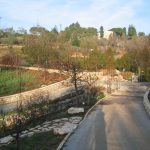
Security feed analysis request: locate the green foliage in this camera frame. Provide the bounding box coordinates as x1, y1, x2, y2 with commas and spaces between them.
86, 27, 97, 36
0, 68, 35, 96
128, 25, 137, 38
23, 33, 52, 66
104, 48, 115, 70
140, 48, 150, 81
123, 27, 127, 36
1, 131, 64, 150
0, 27, 25, 45
0, 29, 4, 38
29, 26, 48, 35
100, 26, 104, 38
87, 50, 105, 70
64, 22, 97, 46
51, 26, 58, 35
110, 27, 126, 37
97, 92, 105, 100
115, 52, 137, 72
138, 32, 145, 37
71, 34, 80, 47
116, 45, 150, 81
80, 36, 98, 50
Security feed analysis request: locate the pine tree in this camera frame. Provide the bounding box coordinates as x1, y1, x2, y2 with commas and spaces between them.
128, 25, 137, 38
100, 26, 104, 38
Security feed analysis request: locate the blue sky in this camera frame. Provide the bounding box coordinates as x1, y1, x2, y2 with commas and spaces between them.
0, 0, 150, 34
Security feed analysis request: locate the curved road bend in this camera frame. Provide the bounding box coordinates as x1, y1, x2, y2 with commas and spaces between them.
63, 82, 150, 150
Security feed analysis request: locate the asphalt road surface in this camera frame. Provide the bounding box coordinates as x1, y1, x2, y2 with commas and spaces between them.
63, 82, 150, 150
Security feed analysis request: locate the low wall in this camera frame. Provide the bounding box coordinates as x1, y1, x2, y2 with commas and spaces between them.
143, 89, 150, 116
0, 64, 60, 73
46, 92, 86, 114
0, 79, 71, 105
1, 90, 87, 128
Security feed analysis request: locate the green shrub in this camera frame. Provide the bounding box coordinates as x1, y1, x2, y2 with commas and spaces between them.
0, 68, 35, 96
97, 92, 105, 100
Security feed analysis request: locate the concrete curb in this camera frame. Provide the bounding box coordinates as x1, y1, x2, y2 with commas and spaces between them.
57, 92, 115, 150
143, 88, 150, 116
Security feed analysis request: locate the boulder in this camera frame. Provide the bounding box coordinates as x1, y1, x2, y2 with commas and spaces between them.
69, 117, 82, 124
20, 134, 27, 138
68, 107, 84, 114
41, 85, 46, 88
41, 127, 51, 132
43, 124, 49, 128
53, 122, 77, 135
35, 125, 41, 129
27, 132, 34, 137
0, 135, 14, 145
21, 130, 28, 134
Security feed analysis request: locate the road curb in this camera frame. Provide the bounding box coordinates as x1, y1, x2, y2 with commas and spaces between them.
57, 92, 115, 150
143, 88, 150, 117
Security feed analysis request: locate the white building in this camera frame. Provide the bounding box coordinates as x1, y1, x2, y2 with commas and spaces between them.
97, 30, 114, 40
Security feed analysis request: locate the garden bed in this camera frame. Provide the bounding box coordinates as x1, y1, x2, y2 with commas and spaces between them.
0, 67, 67, 97
0, 106, 92, 150
0, 94, 104, 149
1, 131, 65, 150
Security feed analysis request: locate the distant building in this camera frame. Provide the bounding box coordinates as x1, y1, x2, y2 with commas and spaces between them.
97, 30, 114, 40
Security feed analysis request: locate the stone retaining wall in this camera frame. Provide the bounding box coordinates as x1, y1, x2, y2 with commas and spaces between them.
143, 89, 150, 116
31, 91, 85, 116
0, 79, 71, 105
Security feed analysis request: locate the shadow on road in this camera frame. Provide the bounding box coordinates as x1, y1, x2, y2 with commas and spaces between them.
63, 105, 107, 150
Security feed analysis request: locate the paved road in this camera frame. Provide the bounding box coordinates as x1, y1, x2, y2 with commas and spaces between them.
63, 82, 150, 150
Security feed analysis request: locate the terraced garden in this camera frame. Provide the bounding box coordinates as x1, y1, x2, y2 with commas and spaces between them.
0, 67, 67, 97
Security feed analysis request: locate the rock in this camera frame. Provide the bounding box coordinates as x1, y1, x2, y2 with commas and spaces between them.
115, 69, 120, 75
69, 119, 81, 124
33, 129, 41, 133
52, 119, 61, 123
41, 127, 51, 132
69, 117, 82, 124
60, 118, 69, 121
21, 130, 28, 134
58, 122, 65, 126
53, 122, 77, 135
35, 125, 41, 129
43, 121, 51, 125
41, 85, 46, 88
20, 134, 27, 138
37, 127, 43, 130
0, 135, 14, 145
29, 127, 35, 132
52, 123, 59, 127
27, 132, 34, 137
68, 107, 84, 114
12, 133, 17, 137
43, 124, 49, 128
70, 117, 82, 120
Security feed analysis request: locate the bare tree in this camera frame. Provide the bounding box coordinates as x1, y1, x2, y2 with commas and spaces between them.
11, 95, 23, 149
0, 110, 6, 133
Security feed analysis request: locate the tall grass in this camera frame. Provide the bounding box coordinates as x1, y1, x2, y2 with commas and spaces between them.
0, 68, 35, 96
